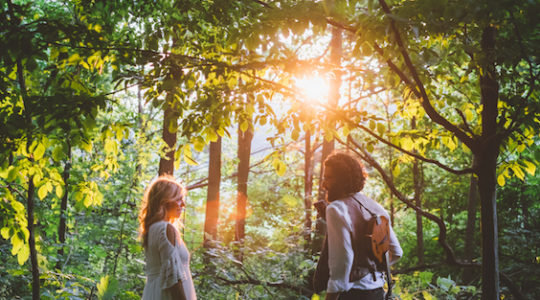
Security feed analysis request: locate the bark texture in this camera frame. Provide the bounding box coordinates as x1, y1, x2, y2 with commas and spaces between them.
204, 137, 222, 246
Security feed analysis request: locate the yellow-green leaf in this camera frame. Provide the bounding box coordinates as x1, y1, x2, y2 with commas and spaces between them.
1, 227, 10, 239
522, 160, 536, 176
83, 195, 92, 207
291, 129, 299, 141
38, 184, 48, 200
240, 120, 249, 133
17, 244, 29, 265
369, 120, 376, 130
81, 141, 93, 152
324, 131, 333, 142
205, 128, 218, 143
192, 137, 205, 152
511, 164, 525, 180
377, 123, 385, 136
34, 143, 45, 160
183, 146, 198, 166
55, 185, 64, 198
50, 47, 59, 60
11, 234, 22, 255
422, 291, 433, 300
68, 53, 81, 64
342, 125, 350, 137
497, 174, 505, 186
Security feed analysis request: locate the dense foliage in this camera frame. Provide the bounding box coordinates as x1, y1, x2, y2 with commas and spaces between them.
1, 0, 538, 299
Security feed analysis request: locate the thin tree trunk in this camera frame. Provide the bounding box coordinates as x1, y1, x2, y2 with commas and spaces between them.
204, 136, 222, 246
412, 117, 424, 264
235, 125, 253, 246
158, 98, 177, 176
26, 173, 39, 300
477, 25, 500, 300
56, 143, 71, 270
413, 158, 424, 264
303, 131, 313, 245
8, 0, 39, 295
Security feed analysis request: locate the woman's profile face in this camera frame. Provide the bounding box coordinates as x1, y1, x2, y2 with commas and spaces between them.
165, 194, 185, 220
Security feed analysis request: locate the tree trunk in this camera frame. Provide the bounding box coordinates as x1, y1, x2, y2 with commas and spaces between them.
56, 143, 71, 270
204, 136, 222, 246
413, 158, 424, 265
314, 26, 342, 253
477, 25, 500, 300
235, 125, 253, 245
303, 131, 313, 245
158, 98, 177, 176
463, 160, 479, 283
27, 174, 39, 300
412, 117, 424, 264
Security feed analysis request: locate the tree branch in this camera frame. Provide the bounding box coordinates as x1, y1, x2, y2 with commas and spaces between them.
377, 0, 476, 151
339, 118, 474, 175
337, 136, 468, 266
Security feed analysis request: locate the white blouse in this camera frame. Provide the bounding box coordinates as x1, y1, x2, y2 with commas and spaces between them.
142, 220, 196, 300
326, 193, 403, 293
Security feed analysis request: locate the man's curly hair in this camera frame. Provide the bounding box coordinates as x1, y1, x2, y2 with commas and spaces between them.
324, 151, 367, 196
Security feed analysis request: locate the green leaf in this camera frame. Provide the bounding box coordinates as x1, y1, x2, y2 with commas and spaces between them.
52, 145, 65, 162
7, 166, 18, 182
437, 276, 455, 291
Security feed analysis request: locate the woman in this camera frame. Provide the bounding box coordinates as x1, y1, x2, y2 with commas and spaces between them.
139, 175, 196, 300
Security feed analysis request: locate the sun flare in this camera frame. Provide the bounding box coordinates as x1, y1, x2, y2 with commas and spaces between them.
294, 75, 329, 103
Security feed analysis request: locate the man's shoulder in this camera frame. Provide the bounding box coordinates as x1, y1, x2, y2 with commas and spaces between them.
350, 193, 389, 217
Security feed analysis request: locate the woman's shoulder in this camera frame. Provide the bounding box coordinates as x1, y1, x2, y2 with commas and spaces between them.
148, 220, 168, 233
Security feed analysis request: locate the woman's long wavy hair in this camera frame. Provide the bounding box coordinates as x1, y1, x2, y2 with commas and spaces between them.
138, 175, 186, 248
324, 151, 367, 201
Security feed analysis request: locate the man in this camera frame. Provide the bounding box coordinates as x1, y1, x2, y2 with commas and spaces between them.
314, 152, 402, 300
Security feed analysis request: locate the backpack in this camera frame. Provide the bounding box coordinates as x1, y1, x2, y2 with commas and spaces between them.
352, 195, 393, 299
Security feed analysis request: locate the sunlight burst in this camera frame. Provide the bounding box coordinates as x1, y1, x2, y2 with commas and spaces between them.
294, 75, 329, 104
